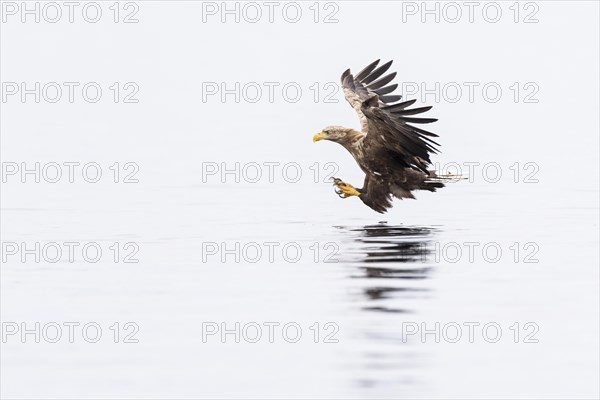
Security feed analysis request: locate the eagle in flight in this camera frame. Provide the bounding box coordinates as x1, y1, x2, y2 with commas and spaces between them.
313, 59, 451, 213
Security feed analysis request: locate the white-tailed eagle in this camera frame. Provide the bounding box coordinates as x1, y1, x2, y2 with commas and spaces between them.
313, 59, 451, 213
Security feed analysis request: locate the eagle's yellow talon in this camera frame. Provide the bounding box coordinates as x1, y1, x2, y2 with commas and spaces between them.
333, 179, 361, 198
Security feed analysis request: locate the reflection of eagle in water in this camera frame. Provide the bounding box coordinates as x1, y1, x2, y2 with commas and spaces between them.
313, 59, 452, 213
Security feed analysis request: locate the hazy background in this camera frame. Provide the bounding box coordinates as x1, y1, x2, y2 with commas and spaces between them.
1, 1, 599, 398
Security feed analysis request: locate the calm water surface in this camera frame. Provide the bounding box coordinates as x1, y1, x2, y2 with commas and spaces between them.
1, 180, 598, 399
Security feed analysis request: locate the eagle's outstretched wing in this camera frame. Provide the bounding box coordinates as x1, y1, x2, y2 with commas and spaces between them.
341, 59, 440, 174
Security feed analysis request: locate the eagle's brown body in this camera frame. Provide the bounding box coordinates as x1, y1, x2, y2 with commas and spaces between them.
314, 59, 449, 213
332, 127, 444, 212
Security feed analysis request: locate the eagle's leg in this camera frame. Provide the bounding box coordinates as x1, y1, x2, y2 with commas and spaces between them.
332, 178, 361, 198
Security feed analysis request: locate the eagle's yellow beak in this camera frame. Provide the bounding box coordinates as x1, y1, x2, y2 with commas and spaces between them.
313, 132, 326, 142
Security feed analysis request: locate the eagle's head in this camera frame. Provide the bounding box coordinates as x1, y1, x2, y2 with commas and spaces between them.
313, 126, 357, 144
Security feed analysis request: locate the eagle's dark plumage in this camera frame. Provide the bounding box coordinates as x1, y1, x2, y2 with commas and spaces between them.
314, 59, 452, 213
